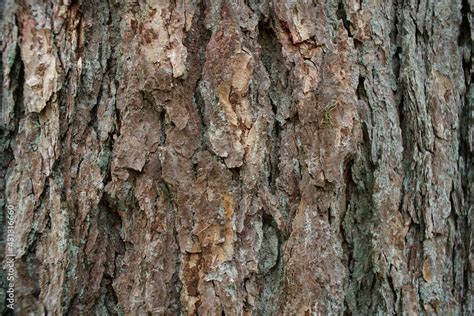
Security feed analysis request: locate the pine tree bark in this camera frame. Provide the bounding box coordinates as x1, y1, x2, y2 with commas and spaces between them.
1, 0, 472, 315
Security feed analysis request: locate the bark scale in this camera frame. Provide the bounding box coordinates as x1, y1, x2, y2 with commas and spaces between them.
0, 0, 472, 315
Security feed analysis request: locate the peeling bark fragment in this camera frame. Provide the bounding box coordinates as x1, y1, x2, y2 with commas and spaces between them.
1, 0, 471, 315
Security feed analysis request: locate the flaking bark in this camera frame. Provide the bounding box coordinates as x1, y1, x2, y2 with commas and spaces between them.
1, 0, 472, 314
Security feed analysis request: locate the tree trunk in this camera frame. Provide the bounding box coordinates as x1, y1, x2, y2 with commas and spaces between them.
1, 0, 472, 314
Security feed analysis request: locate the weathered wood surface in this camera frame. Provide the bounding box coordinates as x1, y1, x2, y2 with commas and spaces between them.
1, 0, 472, 314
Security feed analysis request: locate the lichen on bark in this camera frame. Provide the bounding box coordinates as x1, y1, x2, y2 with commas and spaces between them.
1, 0, 472, 315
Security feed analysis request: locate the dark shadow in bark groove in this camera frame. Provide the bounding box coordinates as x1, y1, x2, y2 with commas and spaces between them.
0, 40, 24, 315
185, 0, 212, 154
254, 15, 291, 315
92, 195, 125, 315
342, 75, 379, 312
257, 15, 287, 199
457, 0, 472, 312
256, 212, 284, 316
336, 0, 352, 37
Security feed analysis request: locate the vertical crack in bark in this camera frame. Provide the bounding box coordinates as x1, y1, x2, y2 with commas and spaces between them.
255, 15, 288, 314
336, 0, 352, 38
0, 40, 23, 311
341, 156, 355, 279
342, 121, 377, 313
256, 212, 284, 315
356, 76, 367, 101
187, 0, 211, 155
257, 14, 286, 199
341, 10, 379, 316
457, 0, 472, 312
2, 0, 471, 314
268, 98, 281, 195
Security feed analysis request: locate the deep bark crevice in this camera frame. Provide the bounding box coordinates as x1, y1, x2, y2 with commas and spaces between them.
1, 0, 471, 314
336, 0, 352, 37
458, 0, 472, 313
257, 17, 286, 195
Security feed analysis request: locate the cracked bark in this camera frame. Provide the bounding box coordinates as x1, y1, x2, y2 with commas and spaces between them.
0, 0, 472, 315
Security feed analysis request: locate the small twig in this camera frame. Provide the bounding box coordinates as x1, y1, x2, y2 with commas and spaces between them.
197, 222, 212, 234
322, 100, 339, 126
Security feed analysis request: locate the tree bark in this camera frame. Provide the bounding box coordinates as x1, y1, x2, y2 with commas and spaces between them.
1, 0, 472, 315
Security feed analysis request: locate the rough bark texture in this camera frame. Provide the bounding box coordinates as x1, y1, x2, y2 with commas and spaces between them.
1, 0, 472, 315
